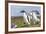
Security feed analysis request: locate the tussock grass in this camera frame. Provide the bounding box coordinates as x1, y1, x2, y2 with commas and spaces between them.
11, 16, 40, 28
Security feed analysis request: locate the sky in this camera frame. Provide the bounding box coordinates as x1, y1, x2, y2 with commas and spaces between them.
11, 5, 41, 16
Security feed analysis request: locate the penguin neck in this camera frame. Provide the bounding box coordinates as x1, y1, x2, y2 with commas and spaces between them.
24, 12, 26, 14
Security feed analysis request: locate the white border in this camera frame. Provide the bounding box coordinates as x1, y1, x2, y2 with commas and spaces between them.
8, 3, 43, 32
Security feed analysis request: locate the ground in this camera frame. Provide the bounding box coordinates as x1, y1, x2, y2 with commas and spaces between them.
11, 16, 41, 28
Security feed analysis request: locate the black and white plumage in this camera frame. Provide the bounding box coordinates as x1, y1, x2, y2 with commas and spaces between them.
30, 10, 40, 24
20, 10, 40, 24
20, 10, 32, 24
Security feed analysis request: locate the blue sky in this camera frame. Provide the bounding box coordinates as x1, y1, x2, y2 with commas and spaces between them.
11, 5, 41, 16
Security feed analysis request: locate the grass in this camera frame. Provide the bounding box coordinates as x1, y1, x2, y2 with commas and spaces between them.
11, 16, 41, 28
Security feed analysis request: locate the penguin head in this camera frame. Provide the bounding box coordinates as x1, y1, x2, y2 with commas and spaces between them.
20, 10, 26, 13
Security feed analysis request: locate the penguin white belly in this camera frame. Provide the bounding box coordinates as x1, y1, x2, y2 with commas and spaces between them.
33, 13, 38, 21
23, 13, 30, 24
23, 13, 28, 22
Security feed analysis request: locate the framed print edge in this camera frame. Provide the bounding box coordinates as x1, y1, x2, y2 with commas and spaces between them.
5, 0, 8, 34
5, 0, 45, 34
